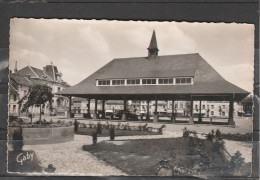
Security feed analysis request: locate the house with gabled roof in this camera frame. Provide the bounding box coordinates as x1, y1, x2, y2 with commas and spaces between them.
59, 31, 249, 124
9, 62, 70, 117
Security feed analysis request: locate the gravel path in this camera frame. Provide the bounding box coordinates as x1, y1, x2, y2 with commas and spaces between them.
23, 135, 127, 176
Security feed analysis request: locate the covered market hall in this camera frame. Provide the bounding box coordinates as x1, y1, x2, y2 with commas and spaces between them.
58, 31, 249, 125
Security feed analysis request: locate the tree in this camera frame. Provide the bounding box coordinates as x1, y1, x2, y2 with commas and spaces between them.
18, 84, 54, 124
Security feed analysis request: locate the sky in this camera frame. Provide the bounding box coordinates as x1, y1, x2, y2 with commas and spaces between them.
9, 18, 254, 93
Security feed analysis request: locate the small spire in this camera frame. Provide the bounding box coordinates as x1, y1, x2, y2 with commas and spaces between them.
147, 30, 159, 58
14, 61, 18, 73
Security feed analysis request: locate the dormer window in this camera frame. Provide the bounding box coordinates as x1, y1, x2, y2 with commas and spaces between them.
112, 79, 124, 86
98, 80, 110, 86
175, 77, 192, 85
142, 78, 156, 85
96, 77, 193, 86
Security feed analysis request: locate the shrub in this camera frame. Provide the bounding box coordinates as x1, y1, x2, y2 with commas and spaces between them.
18, 118, 24, 124
82, 123, 87, 128
143, 123, 148, 132
138, 124, 142, 131
216, 129, 222, 140
182, 127, 197, 138
97, 122, 102, 134
105, 121, 110, 129
12, 127, 23, 151
158, 125, 166, 134
117, 122, 121, 129
109, 127, 115, 140
74, 120, 79, 132
226, 151, 251, 176
44, 164, 56, 173
92, 131, 97, 145
126, 123, 130, 130
206, 129, 215, 141
9, 115, 18, 122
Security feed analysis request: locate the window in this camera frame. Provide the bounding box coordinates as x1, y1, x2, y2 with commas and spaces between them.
142, 78, 156, 85
222, 112, 225, 116
58, 87, 61, 92
13, 95, 17, 101
127, 79, 140, 85
195, 105, 198, 110
180, 103, 183, 108
98, 80, 111, 86
158, 78, 173, 84
112, 79, 125, 86
222, 105, 225, 109
202, 105, 205, 109
175, 77, 192, 85
13, 105, 16, 113
211, 105, 214, 109
211, 111, 214, 115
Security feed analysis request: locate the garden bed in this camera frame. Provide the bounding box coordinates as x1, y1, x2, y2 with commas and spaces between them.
82, 137, 251, 177
76, 127, 160, 137
9, 126, 74, 145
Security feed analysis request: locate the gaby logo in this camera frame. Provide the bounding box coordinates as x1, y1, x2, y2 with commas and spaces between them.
16, 152, 34, 165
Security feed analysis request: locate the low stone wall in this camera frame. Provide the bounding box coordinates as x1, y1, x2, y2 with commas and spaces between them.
9, 126, 74, 145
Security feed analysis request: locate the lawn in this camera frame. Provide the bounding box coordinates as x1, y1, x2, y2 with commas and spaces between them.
82, 137, 251, 177
75, 127, 160, 137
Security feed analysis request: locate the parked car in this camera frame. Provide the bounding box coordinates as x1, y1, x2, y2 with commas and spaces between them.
105, 110, 114, 119
115, 110, 138, 120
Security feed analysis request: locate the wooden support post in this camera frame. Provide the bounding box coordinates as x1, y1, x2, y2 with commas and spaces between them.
93, 99, 98, 119
228, 95, 235, 125
146, 100, 150, 121
171, 100, 175, 123
198, 100, 202, 123
101, 100, 105, 119
189, 97, 194, 124
121, 99, 127, 120
67, 96, 73, 118
153, 98, 158, 123
87, 99, 91, 118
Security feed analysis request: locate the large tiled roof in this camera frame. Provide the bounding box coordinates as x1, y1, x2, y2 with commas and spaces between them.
16, 66, 52, 81
14, 65, 69, 87
59, 53, 249, 100
10, 74, 32, 86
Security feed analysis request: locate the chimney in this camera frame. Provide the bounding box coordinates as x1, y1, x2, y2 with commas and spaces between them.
14, 61, 18, 73
43, 66, 46, 72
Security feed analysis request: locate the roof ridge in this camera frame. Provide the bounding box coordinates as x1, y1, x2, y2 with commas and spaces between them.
113, 53, 200, 60
10, 83, 18, 91
28, 65, 39, 78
